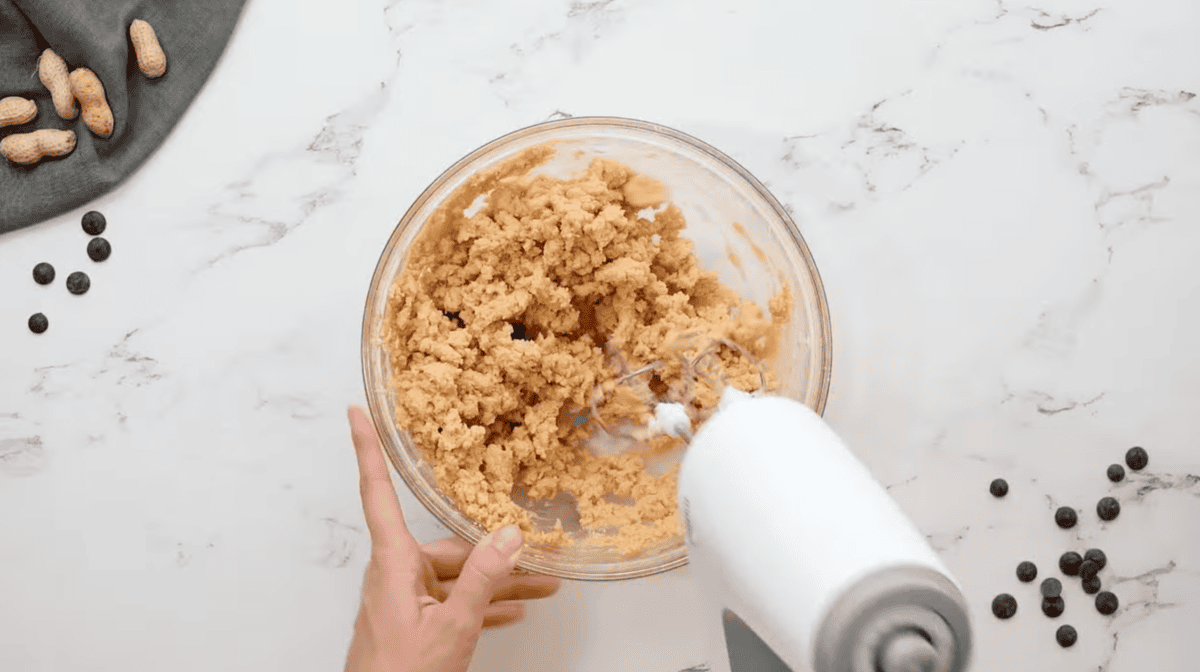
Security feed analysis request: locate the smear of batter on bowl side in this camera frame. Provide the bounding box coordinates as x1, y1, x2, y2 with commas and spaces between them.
733, 221, 769, 264
381, 145, 791, 556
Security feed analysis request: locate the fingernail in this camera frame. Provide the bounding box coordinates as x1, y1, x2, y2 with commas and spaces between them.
492, 525, 523, 562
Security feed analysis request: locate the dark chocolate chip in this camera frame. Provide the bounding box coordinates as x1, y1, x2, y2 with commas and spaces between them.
1097, 497, 1120, 521
82, 210, 106, 235
1095, 591, 1119, 615
990, 478, 1009, 498
1107, 464, 1125, 482
87, 237, 111, 262
66, 271, 90, 295
1056, 625, 1077, 647
1059, 551, 1083, 576
1041, 577, 1062, 598
992, 593, 1018, 619
1016, 561, 1038, 583
1084, 548, 1107, 571
28, 313, 48, 333
33, 262, 55, 285
1082, 575, 1102, 595
1055, 506, 1078, 529
1125, 446, 1148, 471
1042, 596, 1065, 618
1079, 559, 1099, 581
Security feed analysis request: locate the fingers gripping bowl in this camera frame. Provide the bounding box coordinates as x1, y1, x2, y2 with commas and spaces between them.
362, 118, 832, 581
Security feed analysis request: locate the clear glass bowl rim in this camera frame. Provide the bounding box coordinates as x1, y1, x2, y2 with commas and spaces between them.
360, 115, 833, 581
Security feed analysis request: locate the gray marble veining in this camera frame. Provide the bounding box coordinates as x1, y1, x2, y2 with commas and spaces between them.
2, 0, 1198, 670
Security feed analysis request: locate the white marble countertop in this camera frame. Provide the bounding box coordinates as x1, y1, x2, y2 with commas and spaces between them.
2, 0, 1198, 670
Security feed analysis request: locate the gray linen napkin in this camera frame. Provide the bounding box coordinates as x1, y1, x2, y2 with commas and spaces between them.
0, 0, 247, 233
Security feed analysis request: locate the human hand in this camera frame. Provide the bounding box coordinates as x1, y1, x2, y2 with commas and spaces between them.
345, 407, 561, 672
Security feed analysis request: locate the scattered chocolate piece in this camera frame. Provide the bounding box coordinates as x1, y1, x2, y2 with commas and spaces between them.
1055, 506, 1078, 529
1041, 578, 1062, 598
28, 312, 48, 333
1084, 548, 1107, 571
1082, 575, 1102, 595
87, 237, 111, 262
33, 262, 55, 285
1016, 561, 1038, 583
1042, 596, 1065, 618
66, 271, 90, 295
1059, 551, 1083, 576
82, 210, 106, 235
1079, 559, 1099, 581
1095, 591, 1119, 615
1125, 446, 1148, 471
1107, 464, 1125, 482
1097, 497, 1120, 521
992, 593, 1018, 619
990, 478, 1009, 498
1056, 624, 1077, 647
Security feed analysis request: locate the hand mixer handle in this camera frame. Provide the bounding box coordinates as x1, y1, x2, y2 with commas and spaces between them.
678, 392, 973, 672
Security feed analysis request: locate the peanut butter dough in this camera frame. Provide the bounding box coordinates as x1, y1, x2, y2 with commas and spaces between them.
382, 146, 790, 556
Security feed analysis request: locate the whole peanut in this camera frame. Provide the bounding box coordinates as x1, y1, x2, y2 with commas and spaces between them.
129, 19, 167, 78
68, 68, 113, 137
0, 97, 37, 128
38, 49, 77, 119
1, 129, 76, 165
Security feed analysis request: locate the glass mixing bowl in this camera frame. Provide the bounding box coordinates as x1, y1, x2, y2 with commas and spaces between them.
361, 117, 832, 581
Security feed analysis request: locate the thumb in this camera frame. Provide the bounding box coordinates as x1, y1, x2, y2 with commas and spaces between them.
443, 525, 524, 618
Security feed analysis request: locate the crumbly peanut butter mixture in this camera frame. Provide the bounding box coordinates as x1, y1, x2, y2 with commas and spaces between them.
381, 145, 790, 556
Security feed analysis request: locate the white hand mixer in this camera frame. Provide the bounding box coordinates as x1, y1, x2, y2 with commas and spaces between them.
591, 339, 974, 672
676, 390, 973, 672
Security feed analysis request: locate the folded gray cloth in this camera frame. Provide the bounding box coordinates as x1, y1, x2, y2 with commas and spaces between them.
0, 0, 246, 233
